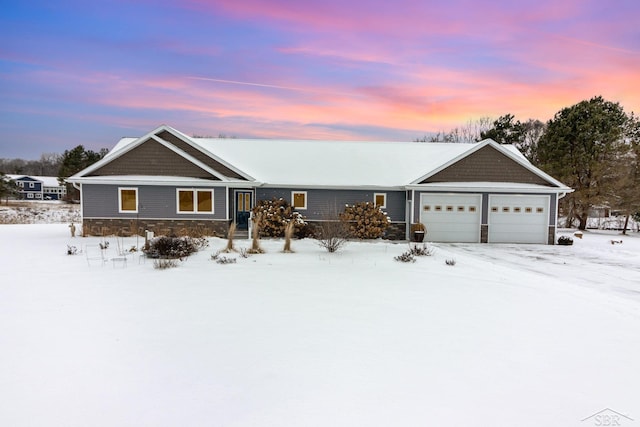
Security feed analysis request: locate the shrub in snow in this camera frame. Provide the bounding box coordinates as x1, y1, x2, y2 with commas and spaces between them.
153, 258, 179, 269
317, 220, 349, 253
251, 198, 311, 238
557, 236, 574, 246
445, 259, 456, 266
409, 243, 434, 257
212, 250, 238, 264
216, 256, 237, 264
339, 202, 389, 239
145, 236, 205, 259
66, 245, 78, 255
394, 251, 416, 263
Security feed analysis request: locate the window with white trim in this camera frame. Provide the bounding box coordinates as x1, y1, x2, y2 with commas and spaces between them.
177, 189, 214, 213
118, 187, 138, 213
374, 193, 387, 208
292, 191, 307, 209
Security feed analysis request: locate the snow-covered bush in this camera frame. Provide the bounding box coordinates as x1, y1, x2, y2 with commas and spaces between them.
339, 202, 389, 239
212, 250, 239, 264
252, 198, 311, 238
145, 236, 207, 259
557, 236, 574, 246
445, 259, 457, 266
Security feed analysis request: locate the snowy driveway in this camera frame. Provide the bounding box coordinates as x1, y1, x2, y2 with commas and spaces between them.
442, 230, 640, 301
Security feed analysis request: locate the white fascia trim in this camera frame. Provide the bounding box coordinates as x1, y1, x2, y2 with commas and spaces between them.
258, 183, 403, 191
66, 175, 259, 187
66, 176, 254, 187
405, 183, 573, 194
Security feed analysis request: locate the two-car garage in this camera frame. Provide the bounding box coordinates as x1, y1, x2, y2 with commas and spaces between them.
419, 193, 551, 244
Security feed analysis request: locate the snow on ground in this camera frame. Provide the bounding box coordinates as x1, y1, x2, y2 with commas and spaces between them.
1, 224, 639, 427
0, 201, 80, 224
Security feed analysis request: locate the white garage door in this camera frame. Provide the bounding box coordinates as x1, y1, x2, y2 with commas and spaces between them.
420, 194, 481, 242
488, 195, 549, 244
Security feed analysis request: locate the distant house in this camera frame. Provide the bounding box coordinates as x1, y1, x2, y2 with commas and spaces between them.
67, 125, 572, 244
8, 175, 67, 200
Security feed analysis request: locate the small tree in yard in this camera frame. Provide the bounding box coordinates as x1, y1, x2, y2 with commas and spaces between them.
317, 220, 350, 253
339, 202, 390, 239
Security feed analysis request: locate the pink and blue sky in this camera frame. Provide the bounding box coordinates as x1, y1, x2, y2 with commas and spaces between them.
1, 0, 639, 159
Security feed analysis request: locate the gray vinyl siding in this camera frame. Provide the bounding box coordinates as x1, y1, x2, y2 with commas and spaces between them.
82, 184, 226, 220
256, 188, 405, 221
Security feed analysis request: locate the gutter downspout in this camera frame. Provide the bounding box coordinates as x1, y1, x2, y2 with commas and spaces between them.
405, 189, 412, 241
71, 181, 83, 235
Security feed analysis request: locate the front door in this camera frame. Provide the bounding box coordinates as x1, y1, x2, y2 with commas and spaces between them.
235, 191, 253, 230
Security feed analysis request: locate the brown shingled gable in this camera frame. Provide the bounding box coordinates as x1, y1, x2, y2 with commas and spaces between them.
420, 145, 553, 186
88, 137, 220, 180
155, 130, 247, 180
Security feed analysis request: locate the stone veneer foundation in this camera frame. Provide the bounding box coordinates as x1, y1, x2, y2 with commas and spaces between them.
81, 218, 230, 238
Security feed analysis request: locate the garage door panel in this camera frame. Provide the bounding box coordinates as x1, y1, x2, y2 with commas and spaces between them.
488, 195, 549, 244
420, 194, 481, 243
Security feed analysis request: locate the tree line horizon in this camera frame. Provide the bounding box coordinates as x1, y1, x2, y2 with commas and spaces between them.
1, 95, 639, 231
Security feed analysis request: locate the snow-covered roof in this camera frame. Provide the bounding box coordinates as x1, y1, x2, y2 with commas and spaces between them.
80, 125, 570, 191
7, 175, 62, 187
192, 138, 477, 188
103, 137, 138, 159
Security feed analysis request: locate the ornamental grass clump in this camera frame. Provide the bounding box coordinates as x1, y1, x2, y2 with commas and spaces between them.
247, 212, 265, 254
339, 201, 389, 239
283, 220, 295, 253
409, 243, 434, 257
394, 251, 416, 263
223, 222, 237, 253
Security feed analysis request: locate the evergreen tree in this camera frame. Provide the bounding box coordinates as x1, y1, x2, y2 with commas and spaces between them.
608, 114, 640, 234
57, 145, 107, 201
0, 173, 17, 204
536, 96, 629, 230
480, 114, 525, 144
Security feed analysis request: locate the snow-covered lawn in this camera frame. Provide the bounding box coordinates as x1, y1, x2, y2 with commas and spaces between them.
1, 225, 639, 427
